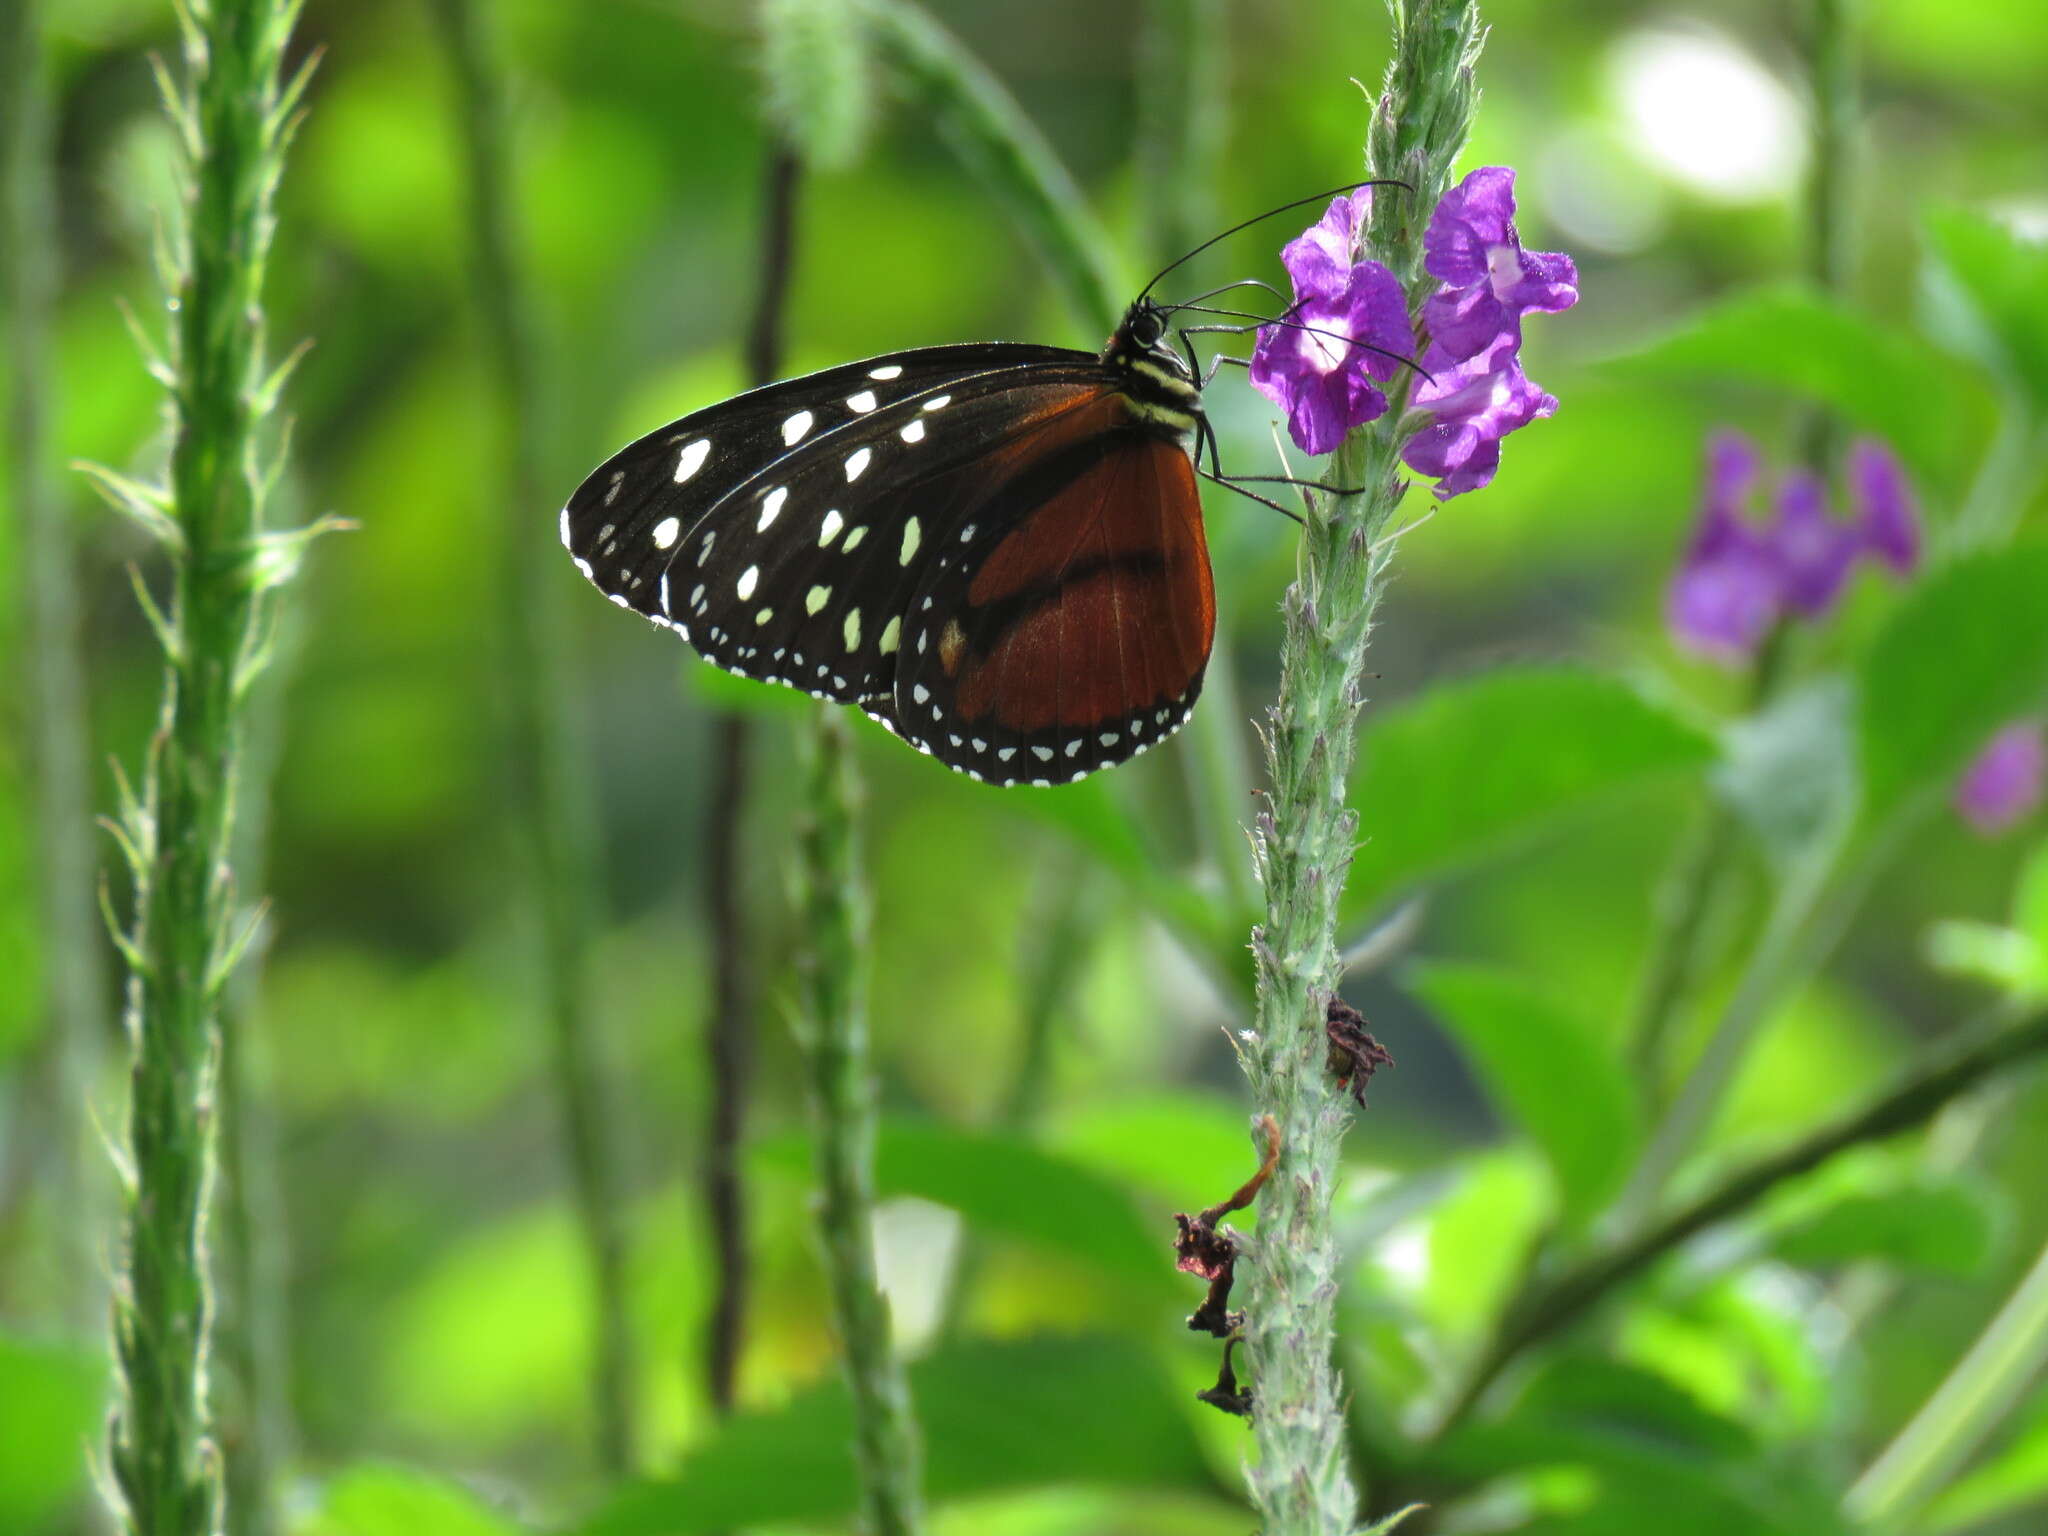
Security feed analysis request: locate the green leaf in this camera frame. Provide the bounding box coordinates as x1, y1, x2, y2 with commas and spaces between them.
1408, 965, 1640, 1230
571, 1335, 1216, 1535
755, 1119, 1178, 1303
1856, 545, 2048, 828
1925, 207, 2048, 411
0, 1333, 101, 1534
1343, 668, 1715, 919
1716, 678, 1857, 868
1771, 1179, 2003, 1278
1608, 284, 1987, 488
300, 1464, 526, 1536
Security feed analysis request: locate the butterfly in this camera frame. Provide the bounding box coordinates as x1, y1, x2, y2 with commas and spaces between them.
559, 186, 1395, 786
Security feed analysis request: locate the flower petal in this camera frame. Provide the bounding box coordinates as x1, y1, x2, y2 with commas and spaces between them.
1848, 437, 1921, 577
1955, 720, 2047, 836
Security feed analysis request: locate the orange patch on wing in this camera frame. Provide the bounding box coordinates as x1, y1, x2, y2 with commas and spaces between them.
956, 436, 1213, 733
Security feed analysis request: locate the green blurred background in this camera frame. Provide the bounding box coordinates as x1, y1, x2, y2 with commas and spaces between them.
3, 0, 2046, 1533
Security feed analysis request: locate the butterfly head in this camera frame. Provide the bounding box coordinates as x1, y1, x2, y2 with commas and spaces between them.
1106, 297, 1201, 432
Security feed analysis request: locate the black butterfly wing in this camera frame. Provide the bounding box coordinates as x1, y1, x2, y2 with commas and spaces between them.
890, 400, 1216, 784
563, 345, 1107, 706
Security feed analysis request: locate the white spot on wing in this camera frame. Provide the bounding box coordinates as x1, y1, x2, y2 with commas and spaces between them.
781, 410, 814, 445
843, 609, 861, 650
758, 486, 788, 530
846, 390, 878, 413
1033, 745, 1054, 762
900, 518, 922, 565
674, 438, 711, 483
869, 365, 903, 380
878, 617, 901, 654
559, 508, 573, 546
820, 509, 844, 546
653, 516, 681, 549
806, 584, 831, 615
922, 394, 951, 412
913, 684, 930, 704
843, 526, 867, 552
845, 447, 872, 482
899, 419, 927, 444
737, 565, 759, 600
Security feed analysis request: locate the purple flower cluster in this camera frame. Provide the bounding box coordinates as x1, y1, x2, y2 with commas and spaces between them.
1249, 168, 1577, 499
1666, 433, 1921, 663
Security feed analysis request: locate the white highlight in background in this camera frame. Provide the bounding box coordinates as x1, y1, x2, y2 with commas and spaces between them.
1608, 25, 1805, 202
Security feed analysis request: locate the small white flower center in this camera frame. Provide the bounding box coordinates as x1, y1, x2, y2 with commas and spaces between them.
1486, 241, 1521, 301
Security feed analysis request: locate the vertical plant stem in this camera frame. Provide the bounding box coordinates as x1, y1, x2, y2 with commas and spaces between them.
1240, 5, 1479, 1531
795, 711, 924, 1536
1798, 0, 1858, 469
1626, 627, 1787, 1105
1846, 1233, 2048, 1526
700, 146, 801, 1417
4, 0, 107, 1329
105, 2, 310, 1532
1137, 0, 1226, 269
427, 0, 635, 1474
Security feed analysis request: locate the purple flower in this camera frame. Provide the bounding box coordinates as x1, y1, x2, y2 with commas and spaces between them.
1849, 437, 1921, 576
1250, 193, 1412, 456
1422, 167, 1579, 363
1667, 431, 1924, 665
1668, 433, 1784, 660
1772, 469, 1863, 617
1398, 335, 1557, 500
1955, 721, 2046, 836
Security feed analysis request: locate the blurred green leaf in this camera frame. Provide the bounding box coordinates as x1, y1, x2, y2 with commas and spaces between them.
1922, 1382, 2048, 1535
1925, 207, 2048, 411
297, 1464, 526, 1536
757, 1119, 1178, 1302
0, 1333, 100, 1534
1716, 678, 1856, 868
1771, 1179, 2003, 1278
1343, 668, 1715, 919
1610, 284, 1987, 488
1856, 546, 2048, 829
572, 1335, 1217, 1534
1408, 964, 1640, 1230
1435, 1356, 1848, 1536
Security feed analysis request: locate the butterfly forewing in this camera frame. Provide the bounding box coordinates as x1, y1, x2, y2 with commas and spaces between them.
563, 346, 1102, 704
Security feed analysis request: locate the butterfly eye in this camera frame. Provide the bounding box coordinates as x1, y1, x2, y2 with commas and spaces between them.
1129, 309, 1165, 348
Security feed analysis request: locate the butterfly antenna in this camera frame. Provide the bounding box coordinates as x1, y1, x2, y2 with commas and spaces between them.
1175, 304, 1436, 387
1136, 179, 1414, 302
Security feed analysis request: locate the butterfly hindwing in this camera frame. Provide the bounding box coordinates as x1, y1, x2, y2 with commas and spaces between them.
890, 401, 1215, 783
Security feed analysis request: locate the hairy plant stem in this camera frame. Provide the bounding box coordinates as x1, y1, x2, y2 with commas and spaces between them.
105, 3, 309, 1532
1431, 1001, 2048, 1440
1239, 5, 1480, 1531
795, 712, 923, 1536
1847, 1226, 2048, 1527
700, 145, 801, 1417
427, 0, 634, 1473
4, 0, 107, 1328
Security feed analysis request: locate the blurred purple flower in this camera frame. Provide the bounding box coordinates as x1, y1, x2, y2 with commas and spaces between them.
1398, 335, 1558, 500
1422, 167, 1579, 363
1954, 720, 2046, 836
1668, 430, 1925, 665
1250, 192, 1411, 456
1773, 469, 1863, 617
1667, 433, 1784, 660
1849, 437, 1922, 576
